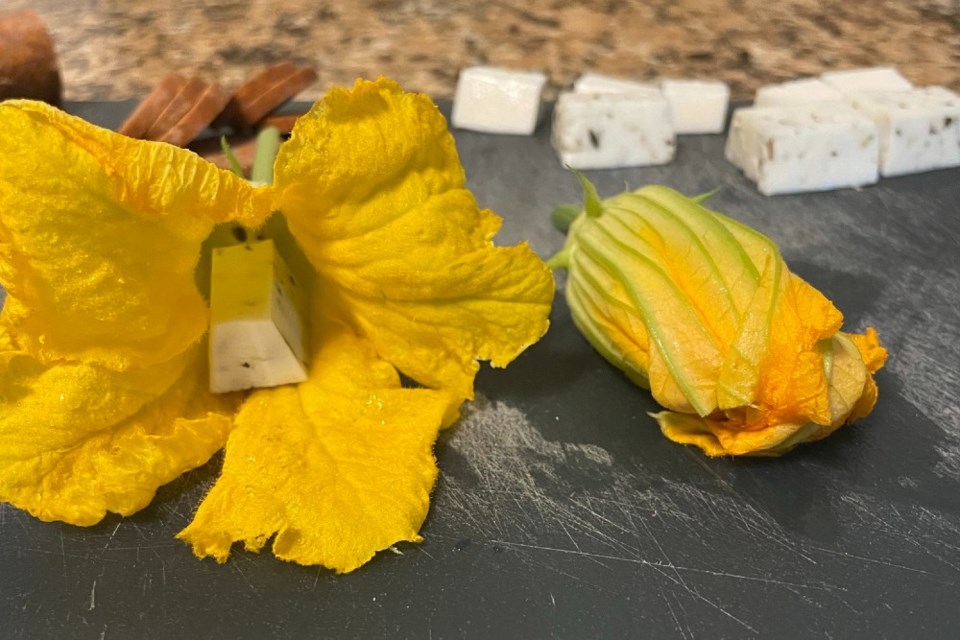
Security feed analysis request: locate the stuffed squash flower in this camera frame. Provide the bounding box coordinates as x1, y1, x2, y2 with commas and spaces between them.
0, 78, 554, 572
550, 178, 886, 457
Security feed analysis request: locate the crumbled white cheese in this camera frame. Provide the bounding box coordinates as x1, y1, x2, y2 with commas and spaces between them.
821, 66, 913, 93
209, 239, 308, 393
572, 72, 660, 97
725, 103, 879, 195
660, 79, 730, 133
847, 86, 960, 176
451, 66, 547, 135
754, 78, 844, 107
551, 91, 675, 169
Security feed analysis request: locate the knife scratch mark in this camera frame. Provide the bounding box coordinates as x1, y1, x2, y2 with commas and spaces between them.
103, 521, 121, 551
660, 586, 689, 640
59, 526, 68, 580
491, 539, 843, 592
231, 558, 259, 593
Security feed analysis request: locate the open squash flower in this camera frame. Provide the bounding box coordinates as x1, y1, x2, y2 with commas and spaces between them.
550, 178, 886, 457
0, 78, 554, 572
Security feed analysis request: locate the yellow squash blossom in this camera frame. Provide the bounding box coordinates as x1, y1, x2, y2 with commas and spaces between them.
550, 178, 886, 457
0, 78, 554, 572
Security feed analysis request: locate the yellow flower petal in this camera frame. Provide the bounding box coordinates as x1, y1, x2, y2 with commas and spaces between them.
0, 332, 237, 525
271, 78, 554, 401
0, 100, 269, 369
179, 321, 454, 572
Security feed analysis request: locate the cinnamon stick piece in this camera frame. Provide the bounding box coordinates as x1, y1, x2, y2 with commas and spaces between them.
142, 76, 209, 140
0, 10, 62, 105
222, 63, 318, 129
118, 73, 188, 138
157, 81, 232, 146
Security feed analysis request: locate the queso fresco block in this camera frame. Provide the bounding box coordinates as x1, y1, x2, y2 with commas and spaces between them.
573, 73, 730, 134
754, 78, 844, 107
847, 87, 960, 176
821, 66, 913, 93
451, 66, 547, 135
551, 91, 675, 169
725, 103, 879, 195
659, 79, 730, 134
573, 72, 659, 96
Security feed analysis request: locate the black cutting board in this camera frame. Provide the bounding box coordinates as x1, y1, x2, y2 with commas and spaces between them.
2, 101, 959, 639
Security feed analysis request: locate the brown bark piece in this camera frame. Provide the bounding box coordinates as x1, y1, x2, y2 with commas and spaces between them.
0, 10, 62, 105
156, 81, 232, 146
118, 73, 188, 138
143, 76, 209, 140
225, 63, 318, 129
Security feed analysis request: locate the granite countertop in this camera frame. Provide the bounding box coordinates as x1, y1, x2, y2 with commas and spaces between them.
5, 0, 960, 101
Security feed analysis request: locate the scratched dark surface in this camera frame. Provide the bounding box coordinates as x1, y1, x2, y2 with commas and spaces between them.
2, 101, 959, 639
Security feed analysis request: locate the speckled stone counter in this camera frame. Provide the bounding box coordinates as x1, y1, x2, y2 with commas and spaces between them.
5, 0, 960, 100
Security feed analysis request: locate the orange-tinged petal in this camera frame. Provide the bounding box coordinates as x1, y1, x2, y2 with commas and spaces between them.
846, 327, 887, 421
179, 321, 455, 572
0, 335, 237, 525
848, 327, 888, 374
271, 78, 553, 401
0, 100, 270, 369
656, 410, 822, 457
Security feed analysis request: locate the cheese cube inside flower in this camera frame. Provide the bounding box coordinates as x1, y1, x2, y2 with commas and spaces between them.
451, 66, 546, 135
209, 239, 308, 392
847, 87, 960, 177
552, 91, 675, 169
725, 102, 879, 195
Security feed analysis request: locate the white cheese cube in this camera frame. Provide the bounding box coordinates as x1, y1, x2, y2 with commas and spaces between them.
551, 91, 675, 169
821, 66, 913, 93
754, 78, 844, 107
209, 239, 309, 393
724, 103, 879, 195
451, 66, 546, 135
847, 87, 960, 176
660, 79, 730, 133
573, 72, 660, 97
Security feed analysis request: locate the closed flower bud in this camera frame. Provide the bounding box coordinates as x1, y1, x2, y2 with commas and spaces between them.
549, 176, 886, 456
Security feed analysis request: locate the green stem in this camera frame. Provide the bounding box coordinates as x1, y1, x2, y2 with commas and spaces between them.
691, 187, 720, 204
220, 136, 245, 178
574, 170, 603, 218
550, 203, 580, 233
251, 126, 282, 186
546, 247, 571, 270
